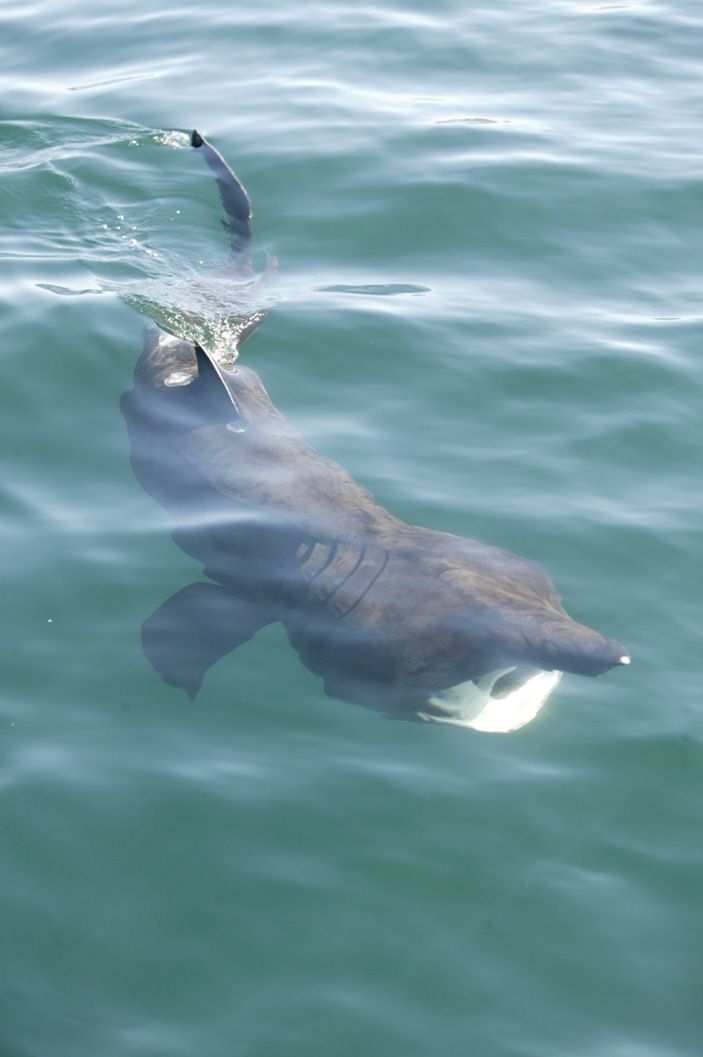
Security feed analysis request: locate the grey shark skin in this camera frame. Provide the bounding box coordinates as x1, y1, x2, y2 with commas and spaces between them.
121, 131, 629, 719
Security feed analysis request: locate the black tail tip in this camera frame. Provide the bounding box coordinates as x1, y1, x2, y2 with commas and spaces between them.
191, 129, 204, 148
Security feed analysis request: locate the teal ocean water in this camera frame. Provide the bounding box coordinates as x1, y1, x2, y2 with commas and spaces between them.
2, 2, 702, 1054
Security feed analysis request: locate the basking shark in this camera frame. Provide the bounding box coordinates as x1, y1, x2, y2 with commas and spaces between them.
121, 131, 629, 732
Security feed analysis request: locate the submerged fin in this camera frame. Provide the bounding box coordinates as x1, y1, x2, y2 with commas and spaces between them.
191, 129, 253, 265
142, 582, 276, 699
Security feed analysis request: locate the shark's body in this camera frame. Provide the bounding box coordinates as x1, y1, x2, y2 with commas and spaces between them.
121, 132, 628, 730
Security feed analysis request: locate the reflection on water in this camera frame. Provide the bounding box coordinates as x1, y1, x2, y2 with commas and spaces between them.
317, 283, 431, 296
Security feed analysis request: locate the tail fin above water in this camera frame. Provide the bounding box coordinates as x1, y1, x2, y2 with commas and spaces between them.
191, 129, 253, 266
190, 130, 278, 357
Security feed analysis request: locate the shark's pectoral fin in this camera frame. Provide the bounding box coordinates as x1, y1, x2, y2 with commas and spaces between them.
142, 582, 277, 699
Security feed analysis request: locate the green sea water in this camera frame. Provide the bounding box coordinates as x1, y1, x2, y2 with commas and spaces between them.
1, 2, 702, 1055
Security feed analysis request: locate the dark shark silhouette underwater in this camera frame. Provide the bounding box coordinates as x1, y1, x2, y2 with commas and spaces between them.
121, 130, 629, 733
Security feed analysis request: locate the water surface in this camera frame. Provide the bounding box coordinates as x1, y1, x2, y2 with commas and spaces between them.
1, 2, 701, 1055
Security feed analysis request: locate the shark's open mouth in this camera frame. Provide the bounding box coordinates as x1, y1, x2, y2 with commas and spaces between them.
417, 666, 563, 733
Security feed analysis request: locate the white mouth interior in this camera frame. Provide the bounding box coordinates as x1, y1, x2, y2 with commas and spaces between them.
417, 667, 562, 734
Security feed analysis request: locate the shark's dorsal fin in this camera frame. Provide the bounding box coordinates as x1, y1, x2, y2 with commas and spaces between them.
193, 344, 242, 420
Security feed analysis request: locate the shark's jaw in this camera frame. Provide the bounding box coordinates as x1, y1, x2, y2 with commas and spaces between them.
417, 667, 563, 733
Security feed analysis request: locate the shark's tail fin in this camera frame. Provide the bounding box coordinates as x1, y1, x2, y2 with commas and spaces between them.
190, 130, 278, 358
191, 129, 253, 267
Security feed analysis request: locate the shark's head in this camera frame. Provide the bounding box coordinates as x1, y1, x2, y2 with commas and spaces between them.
532, 618, 630, 677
